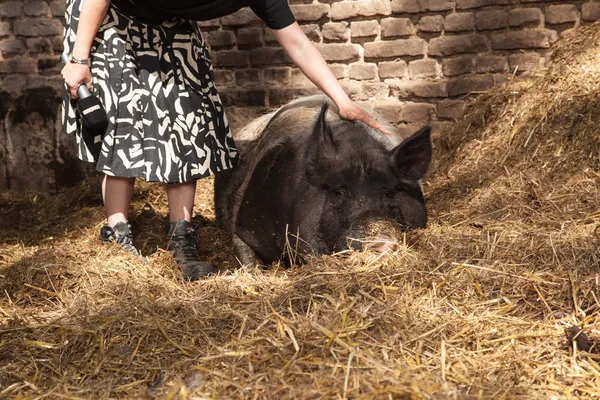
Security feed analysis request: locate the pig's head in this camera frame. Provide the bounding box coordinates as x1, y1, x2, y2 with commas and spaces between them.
300, 104, 431, 253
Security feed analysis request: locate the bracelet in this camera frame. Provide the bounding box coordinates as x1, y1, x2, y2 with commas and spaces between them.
69, 54, 90, 65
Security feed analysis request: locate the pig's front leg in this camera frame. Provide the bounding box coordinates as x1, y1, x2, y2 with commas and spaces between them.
232, 234, 266, 268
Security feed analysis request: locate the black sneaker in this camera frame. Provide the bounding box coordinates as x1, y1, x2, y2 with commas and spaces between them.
100, 221, 145, 260
167, 219, 215, 281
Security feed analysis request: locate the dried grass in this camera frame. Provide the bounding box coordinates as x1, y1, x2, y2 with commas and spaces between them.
3, 23, 600, 399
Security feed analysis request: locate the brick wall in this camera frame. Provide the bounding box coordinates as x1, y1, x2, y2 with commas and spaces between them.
1, 0, 600, 193
205, 0, 600, 136
0, 0, 71, 194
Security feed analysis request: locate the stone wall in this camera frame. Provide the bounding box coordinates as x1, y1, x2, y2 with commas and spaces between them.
206, 0, 600, 138
0, 0, 74, 194
1, 0, 600, 193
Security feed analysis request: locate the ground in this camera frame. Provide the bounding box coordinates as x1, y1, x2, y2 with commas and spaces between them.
2, 23, 600, 400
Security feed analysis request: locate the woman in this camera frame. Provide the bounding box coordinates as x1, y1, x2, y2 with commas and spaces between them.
61, 0, 386, 281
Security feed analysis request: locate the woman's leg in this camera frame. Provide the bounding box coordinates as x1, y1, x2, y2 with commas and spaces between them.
102, 175, 136, 226
166, 181, 196, 222
165, 180, 215, 280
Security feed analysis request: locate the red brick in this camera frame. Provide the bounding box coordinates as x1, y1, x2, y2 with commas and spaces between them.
545, 5, 579, 25
348, 63, 377, 80
475, 10, 508, 30
475, 55, 508, 73
418, 15, 444, 33
323, 22, 349, 41
50, 36, 62, 52
14, 19, 62, 37
492, 74, 510, 84
373, 98, 403, 124
392, 0, 454, 13
220, 89, 266, 107
1, 39, 25, 56
582, 3, 600, 21
350, 21, 379, 37
0, 21, 10, 38
291, 68, 315, 87
390, 80, 448, 98
509, 8, 542, 27
341, 81, 388, 100
447, 75, 494, 96
301, 25, 322, 42
24, 0, 50, 16
269, 88, 320, 105
206, 31, 236, 48
456, 0, 515, 9
408, 59, 438, 79
0, 57, 37, 73
429, 34, 488, 56
393, 123, 428, 138
364, 38, 427, 58
238, 28, 263, 47
402, 102, 435, 123
220, 8, 260, 26
250, 47, 289, 66
378, 61, 407, 79
0, 1, 22, 18
37, 57, 59, 72
436, 99, 465, 119
213, 50, 250, 68
2, 74, 26, 95
332, 0, 391, 20
213, 70, 235, 87
508, 52, 542, 72
442, 56, 473, 76
26, 38, 52, 54
444, 13, 475, 32
290, 4, 330, 21
264, 29, 277, 43
491, 29, 557, 50
50, 0, 65, 17
264, 67, 291, 85
329, 64, 346, 79
381, 18, 415, 38
316, 43, 361, 62
235, 69, 262, 87
198, 20, 220, 29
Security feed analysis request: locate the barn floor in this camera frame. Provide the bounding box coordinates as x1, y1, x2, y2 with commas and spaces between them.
2, 23, 600, 400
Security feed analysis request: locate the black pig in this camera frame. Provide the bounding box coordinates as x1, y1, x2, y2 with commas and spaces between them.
215, 95, 431, 266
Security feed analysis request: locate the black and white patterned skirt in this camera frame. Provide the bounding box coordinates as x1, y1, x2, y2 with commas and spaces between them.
62, 0, 237, 183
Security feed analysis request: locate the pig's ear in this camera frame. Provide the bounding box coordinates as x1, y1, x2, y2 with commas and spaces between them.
392, 126, 432, 181
312, 103, 337, 154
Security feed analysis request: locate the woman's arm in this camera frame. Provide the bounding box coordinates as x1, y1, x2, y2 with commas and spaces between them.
271, 22, 390, 134
61, 0, 111, 98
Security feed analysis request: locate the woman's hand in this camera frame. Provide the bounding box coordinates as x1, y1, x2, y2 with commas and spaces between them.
272, 24, 392, 136
338, 102, 392, 135
61, 62, 93, 99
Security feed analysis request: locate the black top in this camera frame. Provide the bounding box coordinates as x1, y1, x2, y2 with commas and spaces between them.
112, 0, 296, 30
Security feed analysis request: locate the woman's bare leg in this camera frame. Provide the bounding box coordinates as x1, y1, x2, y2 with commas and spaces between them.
167, 181, 196, 222
102, 175, 135, 226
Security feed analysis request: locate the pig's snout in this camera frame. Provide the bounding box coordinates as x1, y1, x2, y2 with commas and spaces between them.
342, 218, 405, 254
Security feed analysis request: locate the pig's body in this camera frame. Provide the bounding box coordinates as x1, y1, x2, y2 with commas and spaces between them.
215, 95, 431, 266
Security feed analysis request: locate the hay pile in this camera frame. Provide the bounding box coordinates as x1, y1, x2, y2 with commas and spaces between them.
2, 23, 600, 398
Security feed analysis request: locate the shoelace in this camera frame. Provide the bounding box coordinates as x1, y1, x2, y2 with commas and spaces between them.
175, 230, 201, 261
116, 233, 141, 257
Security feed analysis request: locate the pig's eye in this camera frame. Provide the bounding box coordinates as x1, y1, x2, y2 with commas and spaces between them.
383, 190, 396, 199
332, 187, 348, 198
